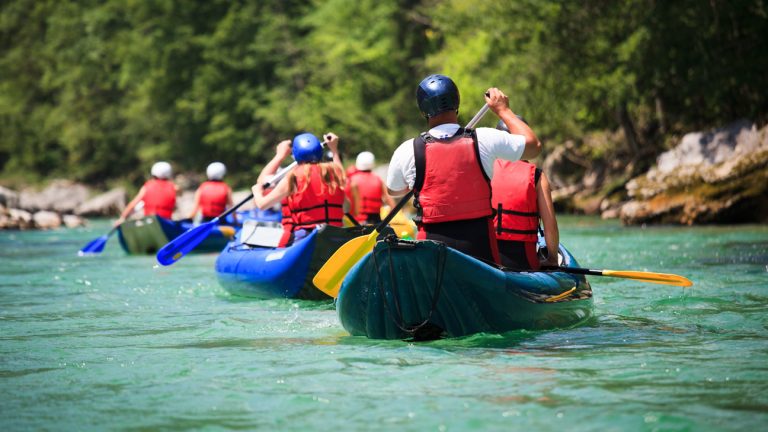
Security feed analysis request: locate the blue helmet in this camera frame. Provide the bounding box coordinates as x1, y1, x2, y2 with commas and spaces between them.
292, 133, 323, 163
416, 74, 460, 118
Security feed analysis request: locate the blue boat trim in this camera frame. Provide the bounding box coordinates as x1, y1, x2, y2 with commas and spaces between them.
216, 224, 395, 300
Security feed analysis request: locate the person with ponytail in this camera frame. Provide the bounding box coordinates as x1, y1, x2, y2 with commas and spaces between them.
252, 132, 346, 247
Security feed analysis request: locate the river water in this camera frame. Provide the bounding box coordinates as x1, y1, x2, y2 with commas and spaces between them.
1, 217, 766, 431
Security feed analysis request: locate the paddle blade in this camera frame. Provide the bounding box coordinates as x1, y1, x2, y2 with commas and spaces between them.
602, 270, 693, 287
78, 234, 110, 256
312, 231, 379, 298
156, 221, 217, 266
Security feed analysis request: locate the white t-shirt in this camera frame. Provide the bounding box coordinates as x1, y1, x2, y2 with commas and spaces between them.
386, 123, 526, 191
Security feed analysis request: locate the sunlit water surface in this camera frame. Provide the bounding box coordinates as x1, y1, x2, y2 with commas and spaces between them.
1, 217, 766, 431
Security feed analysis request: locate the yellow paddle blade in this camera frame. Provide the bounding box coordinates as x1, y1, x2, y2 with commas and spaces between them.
218, 226, 236, 238
602, 270, 693, 287
313, 230, 379, 298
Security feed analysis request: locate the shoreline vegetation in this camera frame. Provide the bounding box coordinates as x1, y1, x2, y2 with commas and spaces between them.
2, 119, 766, 230
1, 1, 766, 229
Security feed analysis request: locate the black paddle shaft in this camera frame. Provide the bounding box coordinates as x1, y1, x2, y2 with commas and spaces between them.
216, 161, 298, 221
375, 190, 414, 232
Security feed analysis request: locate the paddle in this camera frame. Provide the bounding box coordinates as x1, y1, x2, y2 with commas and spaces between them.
548, 266, 693, 287
78, 226, 119, 256
156, 161, 298, 266
313, 102, 492, 298
78, 201, 145, 256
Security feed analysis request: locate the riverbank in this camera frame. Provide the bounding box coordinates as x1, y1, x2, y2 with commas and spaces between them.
2, 120, 766, 230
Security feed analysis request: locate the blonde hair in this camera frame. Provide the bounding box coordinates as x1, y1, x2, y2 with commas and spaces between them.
289, 162, 346, 195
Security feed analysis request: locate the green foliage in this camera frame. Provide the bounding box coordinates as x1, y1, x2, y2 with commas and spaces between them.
0, 0, 766, 188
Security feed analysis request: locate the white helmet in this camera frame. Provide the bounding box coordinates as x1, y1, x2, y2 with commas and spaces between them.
150, 161, 172, 179
355, 151, 375, 171
206, 162, 227, 180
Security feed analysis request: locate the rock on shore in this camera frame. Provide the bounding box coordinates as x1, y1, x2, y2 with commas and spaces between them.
620, 120, 768, 225
3, 181, 133, 229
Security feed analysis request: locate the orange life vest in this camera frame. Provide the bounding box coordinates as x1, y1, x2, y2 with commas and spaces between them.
491, 160, 539, 242
142, 178, 176, 219
197, 180, 230, 218
413, 129, 492, 223
286, 164, 345, 231
350, 171, 384, 222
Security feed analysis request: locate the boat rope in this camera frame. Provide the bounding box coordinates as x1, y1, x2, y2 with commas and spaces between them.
372, 236, 446, 337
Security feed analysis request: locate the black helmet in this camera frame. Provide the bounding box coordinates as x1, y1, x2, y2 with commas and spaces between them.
496, 115, 529, 132
416, 74, 460, 118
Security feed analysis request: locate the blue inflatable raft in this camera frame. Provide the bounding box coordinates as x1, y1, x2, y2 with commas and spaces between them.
216, 224, 393, 300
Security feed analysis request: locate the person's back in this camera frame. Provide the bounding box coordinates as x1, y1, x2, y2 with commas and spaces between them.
251, 132, 346, 247
287, 163, 345, 231
350, 151, 393, 224
114, 161, 177, 226
492, 119, 559, 270
138, 161, 176, 220
386, 74, 541, 263
356, 171, 384, 224
142, 178, 176, 219
191, 162, 233, 221
492, 160, 541, 269
197, 181, 230, 218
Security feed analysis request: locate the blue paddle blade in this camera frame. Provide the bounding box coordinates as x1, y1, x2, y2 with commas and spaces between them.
78, 234, 109, 256
156, 219, 218, 266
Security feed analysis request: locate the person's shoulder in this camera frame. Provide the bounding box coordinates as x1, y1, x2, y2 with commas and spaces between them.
390, 138, 416, 162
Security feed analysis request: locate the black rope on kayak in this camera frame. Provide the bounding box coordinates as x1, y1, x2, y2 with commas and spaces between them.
372, 236, 446, 339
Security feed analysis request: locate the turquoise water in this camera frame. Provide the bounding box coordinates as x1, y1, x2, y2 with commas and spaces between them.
1, 217, 766, 431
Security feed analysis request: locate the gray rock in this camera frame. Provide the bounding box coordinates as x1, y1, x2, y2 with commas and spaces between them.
19, 180, 90, 213
0, 186, 19, 208
174, 190, 196, 220
76, 188, 126, 217
9, 208, 33, 226
33, 210, 62, 229
63, 214, 86, 228
621, 121, 768, 225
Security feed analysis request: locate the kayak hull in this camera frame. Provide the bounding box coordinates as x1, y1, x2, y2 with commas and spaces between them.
116, 216, 234, 255
215, 224, 392, 300
337, 238, 593, 340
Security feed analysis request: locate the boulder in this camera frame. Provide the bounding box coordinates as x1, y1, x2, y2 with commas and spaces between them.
33, 211, 62, 229
76, 188, 126, 217
8, 208, 34, 229
63, 214, 86, 228
174, 190, 196, 220
621, 121, 768, 225
18, 180, 90, 213
0, 186, 19, 208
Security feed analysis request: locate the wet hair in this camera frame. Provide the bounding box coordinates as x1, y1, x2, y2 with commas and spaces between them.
288, 161, 346, 195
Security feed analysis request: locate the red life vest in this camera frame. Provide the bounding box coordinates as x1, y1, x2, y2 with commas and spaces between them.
491, 160, 539, 242
197, 180, 230, 218
350, 171, 383, 222
277, 197, 294, 247
413, 130, 492, 223
344, 168, 360, 216
286, 164, 345, 231
142, 178, 176, 219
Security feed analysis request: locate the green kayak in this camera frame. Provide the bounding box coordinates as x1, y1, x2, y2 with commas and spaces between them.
117, 215, 235, 255
336, 237, 594, 340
